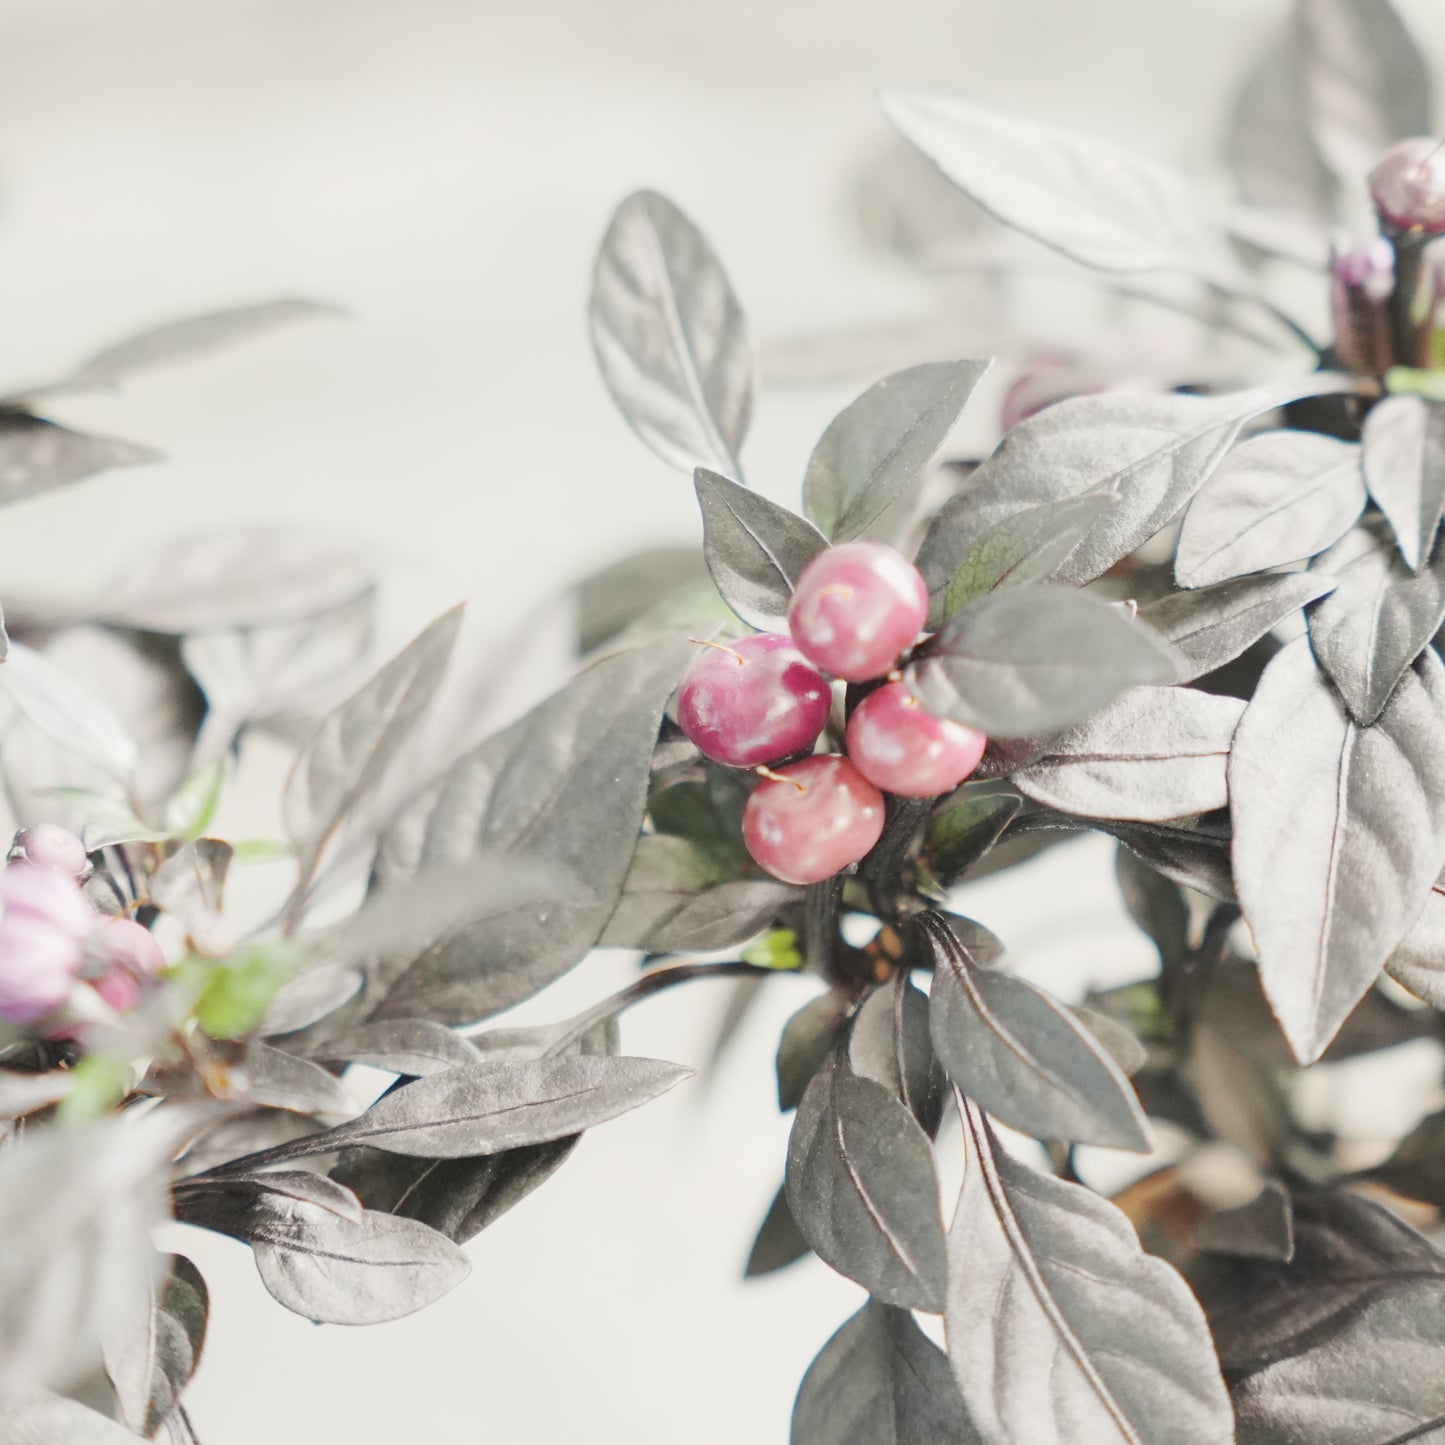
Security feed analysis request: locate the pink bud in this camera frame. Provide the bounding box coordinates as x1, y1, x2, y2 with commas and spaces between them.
1330, 238, 1396, 376
89, 917, 166, 1017
9, 823, 90, 880
1369, 138, 1445, 236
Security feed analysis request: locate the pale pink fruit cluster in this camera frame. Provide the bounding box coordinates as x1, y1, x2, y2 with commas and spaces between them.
0, 825, 165, 1028
677, 542, 985, 887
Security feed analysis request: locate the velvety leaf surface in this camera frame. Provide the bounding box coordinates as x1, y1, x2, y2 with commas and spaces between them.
589, 189, 752, 476
914, 378, 1354, 599
920, 790, 1022, 890
1363, 394, 1445, 571
882, 92, 1233, 280
1142, 574, 1337, 684
947, 1099, 1233, 1444
943, 491, 1117, 617
241, 1198, 469, 1325
311, 1019, 484, 1078
777, 991, 849, 1113
1013, 686, 1245, 822
1195, 1181, 1295, 1263
847, 974, 945, 1137
372, 637, 691, 1022
745, 1183, 812, 1278
1385, 884, 1445, 1006
918, 913, 1150, 1150
1176, 431, 1366, 586
103, 1254, 208, 1438
786, 1057, 947, 1311
694, 468, 829, 630
1203, 1189, 1445, 1445
792, 1300, 975, 1445
907, 586, 1179, 737
1230, 639, 1445, 1062
283, 603, 463, 872
1306, 521, 1445, 726
802, 360, 989, 542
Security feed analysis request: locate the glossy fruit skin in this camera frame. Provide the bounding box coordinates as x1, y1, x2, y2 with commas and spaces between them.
788, 543, 929, 682
846, 681, 986, 798
741, 754, 885, 885
677, 633, 831, 767
1369, 138, 1445, 235
92, 917, 167, 1014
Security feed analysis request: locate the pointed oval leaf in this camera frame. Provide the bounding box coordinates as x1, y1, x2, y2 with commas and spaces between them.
0, 640, 139, 782
792, 1300, 974, 1445
848, 975, 945, 1137
881, 92, 1233, 281
694, 468, 829, 630
918, 913, 1150, 1151
1142, 574, 1337, 683
1176, 431, 1366, 586
372, 638, 693, 1022
1385, 885, 1445, 1007
1013, 686, 1244, 823
1362, 394, 1445, 571
588, 189, 752, 476
915, 378, 1356, 602
785, 1057, 948, 1311
745, 1182, 812, 1278
921, 790, 1022, 891
0, 413, 160, 508
1230, 639, 1445, 1063
283, 603, 463, 856
312, 1019, 484, 1078
244, 1199, 469, 1325
1307, 521, 1445, 726
103, 1254, 208, 1437
907, 586, 1180, 738
803, 360, 990, 542
777, 991, 849, 1113
947, 1098, 1233, 1444
21, 298, 341, 400
943, 491, 1118, 617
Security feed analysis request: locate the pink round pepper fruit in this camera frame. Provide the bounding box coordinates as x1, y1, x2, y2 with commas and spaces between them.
8, 823, 90, 881
90, 917, 166, 1014
741, 754, 886, 886
1369, 138, 1445, 235
788, 543, 929, 682
677, 634, 832, 768
845, 681, 987, 798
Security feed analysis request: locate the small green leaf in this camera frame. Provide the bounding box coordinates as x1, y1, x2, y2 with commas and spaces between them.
742, 928, 803, 971
231, 838, 293, 865
1387, 366, 1445, 402
195, 941, 304, 1040
57, 1054, 130, 1124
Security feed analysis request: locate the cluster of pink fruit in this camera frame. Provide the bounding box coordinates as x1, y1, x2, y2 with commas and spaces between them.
677, 541, 985, 887
0, 823, 164, 1030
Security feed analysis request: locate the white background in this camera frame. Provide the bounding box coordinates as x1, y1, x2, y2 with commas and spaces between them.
2, 1, 1444, 1440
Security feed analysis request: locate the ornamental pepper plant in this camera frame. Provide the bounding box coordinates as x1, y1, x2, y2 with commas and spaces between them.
5, 2, 1445, 1442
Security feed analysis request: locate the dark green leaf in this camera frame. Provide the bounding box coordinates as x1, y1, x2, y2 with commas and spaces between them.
921, 790, 1021, 890
744, 1183, 812, 1278
1196, 1181, 1295, 1263
1115, 845, 1191, 969
802, 360, 990, 542
848, 975, 945, 1136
